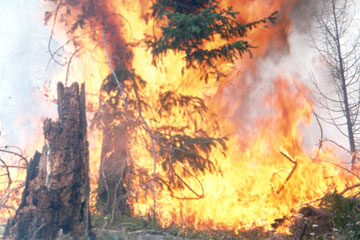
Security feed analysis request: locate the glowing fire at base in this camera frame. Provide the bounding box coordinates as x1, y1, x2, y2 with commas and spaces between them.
132, 77, 358, 233
1, 0, 359, 233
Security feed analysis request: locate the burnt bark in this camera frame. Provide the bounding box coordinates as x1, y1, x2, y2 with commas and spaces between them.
4, 82, 92, 240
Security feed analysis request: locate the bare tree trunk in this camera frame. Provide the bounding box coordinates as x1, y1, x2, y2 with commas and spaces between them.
330, 0, 357, 167
4, 83, 92, 240
310, 0, 360, 168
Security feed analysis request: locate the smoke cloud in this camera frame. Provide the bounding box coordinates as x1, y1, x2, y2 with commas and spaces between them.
0, 0, 57, 153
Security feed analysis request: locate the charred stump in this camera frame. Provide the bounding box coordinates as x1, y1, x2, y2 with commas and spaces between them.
4, 83, 92, 240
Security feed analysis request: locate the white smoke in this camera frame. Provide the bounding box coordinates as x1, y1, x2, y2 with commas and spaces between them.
241, 0, 358, 155
281, 0, 360, 155
0, 0, 57, 154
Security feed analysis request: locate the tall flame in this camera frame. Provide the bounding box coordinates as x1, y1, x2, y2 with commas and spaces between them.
42, 0, 360, 231
1, 0, 359, 233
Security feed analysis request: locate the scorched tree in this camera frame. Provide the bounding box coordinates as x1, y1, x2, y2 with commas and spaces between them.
43, 0, 276, 222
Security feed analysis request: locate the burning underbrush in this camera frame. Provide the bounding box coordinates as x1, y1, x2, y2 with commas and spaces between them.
1, 0, 360, 239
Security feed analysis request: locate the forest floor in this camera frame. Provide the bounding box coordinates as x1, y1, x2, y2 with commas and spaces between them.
91, 211, 347, 240
0, 217, 348, 240
1, 193, 356, 240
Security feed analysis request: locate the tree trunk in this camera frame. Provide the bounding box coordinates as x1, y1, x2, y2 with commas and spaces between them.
331, 0, 357, 168
97, 110, 131, 216
4, 82, 92, 240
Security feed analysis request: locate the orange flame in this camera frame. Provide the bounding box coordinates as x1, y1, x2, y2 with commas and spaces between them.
2, 0, 359, 233
131, 76, 357, 233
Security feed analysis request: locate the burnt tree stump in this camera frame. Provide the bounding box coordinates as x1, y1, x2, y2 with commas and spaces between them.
5, 83, 92, 239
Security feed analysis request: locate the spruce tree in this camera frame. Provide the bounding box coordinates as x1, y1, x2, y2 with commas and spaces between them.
45, 0, 276, 219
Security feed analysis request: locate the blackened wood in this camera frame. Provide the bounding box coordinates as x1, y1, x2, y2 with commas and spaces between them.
5, 82, 92, 240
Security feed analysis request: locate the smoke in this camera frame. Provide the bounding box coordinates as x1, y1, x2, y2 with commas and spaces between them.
0, 0, 57, 153
221, 0, 349, 153
0, 0, 356, 157
291, 0, 360, 153
263, 0, 360, 154
217, 0, 318, 147
277, 0, 345, 151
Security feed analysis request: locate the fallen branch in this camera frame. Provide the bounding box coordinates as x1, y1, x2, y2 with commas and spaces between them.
273, 152, 298, 194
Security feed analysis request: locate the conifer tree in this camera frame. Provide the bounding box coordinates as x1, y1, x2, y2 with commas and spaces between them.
45, 0, 276, 218
105, 0, 276, 216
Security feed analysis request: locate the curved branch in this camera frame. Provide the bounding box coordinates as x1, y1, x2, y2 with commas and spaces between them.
0, 149, 28, 166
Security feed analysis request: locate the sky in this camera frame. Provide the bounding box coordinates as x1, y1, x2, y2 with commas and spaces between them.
0, 0, 359, 156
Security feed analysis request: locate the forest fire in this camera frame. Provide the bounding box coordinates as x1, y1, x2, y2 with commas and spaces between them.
1, 0, 360, 237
